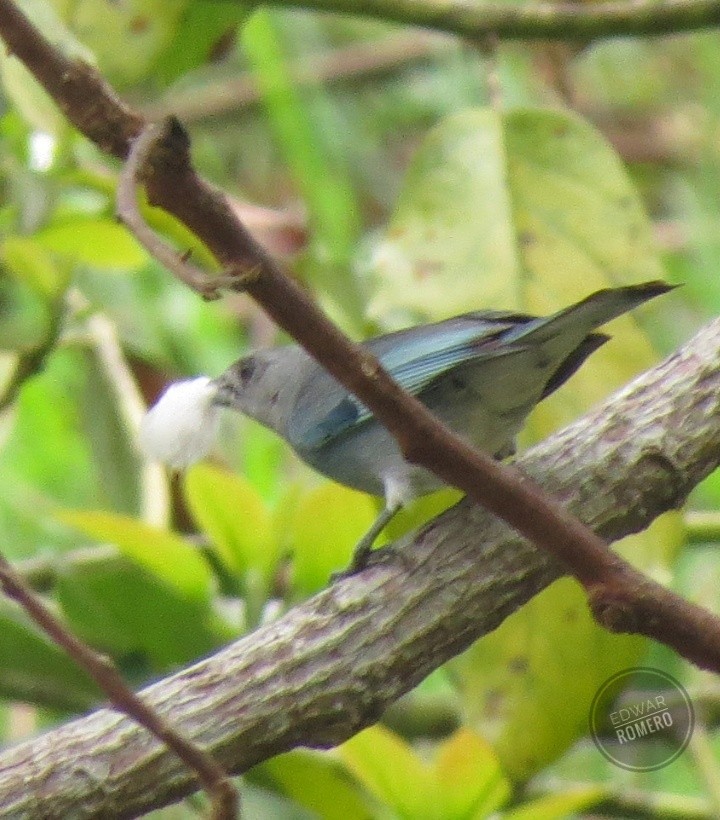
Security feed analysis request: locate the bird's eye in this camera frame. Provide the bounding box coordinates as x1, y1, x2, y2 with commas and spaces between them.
239, 359, 255, 382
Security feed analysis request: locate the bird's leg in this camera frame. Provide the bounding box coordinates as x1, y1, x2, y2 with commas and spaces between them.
342, 502, 402, 576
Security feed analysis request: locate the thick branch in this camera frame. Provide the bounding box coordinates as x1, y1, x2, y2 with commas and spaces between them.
269, 0, 720, 41
1, 320, 719, 818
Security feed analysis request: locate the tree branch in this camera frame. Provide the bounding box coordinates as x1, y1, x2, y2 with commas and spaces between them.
1, 319, 719, 817
268, 0, 720, 41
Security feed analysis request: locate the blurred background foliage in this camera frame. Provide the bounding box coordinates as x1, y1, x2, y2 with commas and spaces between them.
0, 0, 719, 817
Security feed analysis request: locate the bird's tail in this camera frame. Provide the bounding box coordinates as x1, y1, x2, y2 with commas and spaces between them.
503, 280, 674, 401
509, 280, 675, 346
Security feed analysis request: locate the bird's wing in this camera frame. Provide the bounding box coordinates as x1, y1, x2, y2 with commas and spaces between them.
286, 312, 532, 451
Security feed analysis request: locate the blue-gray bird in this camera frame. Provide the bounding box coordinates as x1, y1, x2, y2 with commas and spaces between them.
140, 281, 672, 570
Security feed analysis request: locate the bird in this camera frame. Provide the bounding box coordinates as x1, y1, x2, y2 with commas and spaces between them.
139, 280, 673, 572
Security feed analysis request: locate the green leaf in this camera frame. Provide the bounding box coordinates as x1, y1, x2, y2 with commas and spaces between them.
263, 750, 372, 820
0, 347, 100, 557
290, 483, 378, 593
450, 575, 645, 781
2, 236, 66, 296
504, 786, 605, 820
56, 555, 232, 669
366, 107, 664, 329
449, 516, 680, 783
385, 488, 462, 545
0, 602, 99, 710
154, 1, 250, 85
340, 725, 431, 818
1, 345, 139, 527
53, 0, 191, 87
76, 350, 141, 517
35, 218, 148, 270
57, 510, 213, 602
434, 729, 510, 819
340, 726, 510, 819
0, 275, 51, 352
184, 463, 276, 578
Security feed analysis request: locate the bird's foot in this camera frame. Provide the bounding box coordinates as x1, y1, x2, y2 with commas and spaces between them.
331, 503, 402, 580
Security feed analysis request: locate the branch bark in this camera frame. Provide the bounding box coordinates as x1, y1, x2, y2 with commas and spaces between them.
269, 0, 720, 41
1, 319, 719, 818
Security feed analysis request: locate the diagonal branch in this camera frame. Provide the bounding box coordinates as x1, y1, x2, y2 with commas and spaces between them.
0, 319, 719, 817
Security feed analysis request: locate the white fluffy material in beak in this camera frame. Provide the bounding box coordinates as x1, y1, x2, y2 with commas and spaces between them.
139, 377, 222, 469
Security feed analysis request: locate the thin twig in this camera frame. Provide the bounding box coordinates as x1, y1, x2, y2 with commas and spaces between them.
116, 132, 228, 300
0, 552, 239, 819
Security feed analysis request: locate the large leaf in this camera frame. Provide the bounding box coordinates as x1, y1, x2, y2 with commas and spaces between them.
35, 218, 148, 270
153, 1, 250, 85
75, 350, 141, 517
290, 483, 378, 594
0, 347, 101, 557
56, 555, 232, 670
0, 275, 51, 352
504, 786, 605, 820
184, 463, 276, 578
449, 577, 642, 782
2, 236, 67, 297
433, 729, 510, 819
340, 725, 435, 819
51, 0, 191, 87
263, 750, 372, 820
339, 726, 510, 820
58, 510, 213, 602
366, 107, 664, 326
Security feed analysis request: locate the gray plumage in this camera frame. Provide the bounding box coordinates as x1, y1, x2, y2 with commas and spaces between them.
212, 281, 672, 510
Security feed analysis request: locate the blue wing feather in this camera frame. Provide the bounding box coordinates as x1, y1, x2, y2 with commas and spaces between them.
283, 281, 671, 460
289, 312, 530, 451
